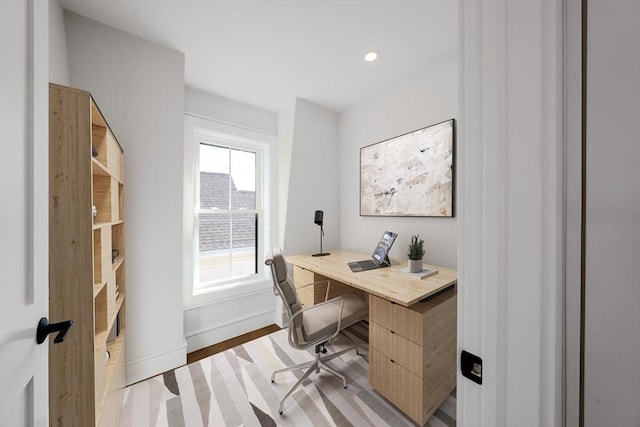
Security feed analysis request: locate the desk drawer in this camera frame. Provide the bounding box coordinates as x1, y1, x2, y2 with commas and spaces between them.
370, 321, 423, 377
370, 289, 456, 346
370, 295, 425, 344
370, 348, 423, 424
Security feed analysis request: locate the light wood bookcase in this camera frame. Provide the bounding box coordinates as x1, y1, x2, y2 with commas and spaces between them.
49, 83, 127, 427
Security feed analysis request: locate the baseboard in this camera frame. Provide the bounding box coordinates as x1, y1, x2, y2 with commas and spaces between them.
185, 309, 276, 353
126, 343, 187, 386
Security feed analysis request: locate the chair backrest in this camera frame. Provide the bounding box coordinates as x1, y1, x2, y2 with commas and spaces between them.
265, 248, 303, 320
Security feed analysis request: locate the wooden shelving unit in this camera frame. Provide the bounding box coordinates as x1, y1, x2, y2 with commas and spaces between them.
49, 83, 127, 427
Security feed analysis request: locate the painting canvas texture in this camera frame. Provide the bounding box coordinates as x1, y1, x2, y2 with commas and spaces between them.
360, 120, 454, 217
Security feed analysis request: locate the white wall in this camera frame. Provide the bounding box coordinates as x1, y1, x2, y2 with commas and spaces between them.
276, 98, 341, 326
48, 0, 69, 85
338, 51, 458, 268
65, 11, 186, 384
584, 1, 640, 426
283, 99, 340, 256
183, 88, 280, 351
277, 101, 295, 248
185, 87, 277, 135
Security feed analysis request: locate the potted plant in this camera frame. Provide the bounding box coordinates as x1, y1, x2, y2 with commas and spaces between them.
407, 234, 425, 273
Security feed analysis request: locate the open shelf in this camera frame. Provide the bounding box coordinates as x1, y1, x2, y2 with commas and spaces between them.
92, 157, 109, 177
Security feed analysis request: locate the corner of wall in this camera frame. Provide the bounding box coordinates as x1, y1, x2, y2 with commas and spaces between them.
126, 343, 187, 385
282, 99, 340, 256
276, 100, 296, 248
49, 0, 70, 85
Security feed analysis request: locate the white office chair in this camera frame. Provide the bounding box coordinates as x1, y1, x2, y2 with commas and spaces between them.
265, 247, 368, 415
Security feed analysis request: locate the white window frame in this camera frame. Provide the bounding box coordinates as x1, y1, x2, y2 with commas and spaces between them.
183, 114, 274, 307
194, 136, 264, 291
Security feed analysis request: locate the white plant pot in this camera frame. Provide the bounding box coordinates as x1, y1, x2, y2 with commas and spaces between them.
408, 259, 423, 273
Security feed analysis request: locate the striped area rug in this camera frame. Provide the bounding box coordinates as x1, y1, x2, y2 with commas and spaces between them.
119, 321, 456, 426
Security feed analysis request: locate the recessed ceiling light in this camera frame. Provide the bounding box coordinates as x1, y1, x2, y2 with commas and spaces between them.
364, 50, 380, 62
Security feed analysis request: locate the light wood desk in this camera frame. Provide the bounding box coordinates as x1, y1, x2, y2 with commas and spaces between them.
287, 249, 457, 426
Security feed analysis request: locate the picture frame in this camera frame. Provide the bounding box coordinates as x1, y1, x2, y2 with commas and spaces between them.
360, 119, 455, 217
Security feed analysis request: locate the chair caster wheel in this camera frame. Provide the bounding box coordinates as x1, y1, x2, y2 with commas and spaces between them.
279, 411, 283, 415
271, 380, 275, 384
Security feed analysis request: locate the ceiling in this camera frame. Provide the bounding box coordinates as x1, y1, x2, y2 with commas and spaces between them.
59, 0, 458, 113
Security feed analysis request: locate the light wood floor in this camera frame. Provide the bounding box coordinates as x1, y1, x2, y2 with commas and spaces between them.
187, 324, 281, 365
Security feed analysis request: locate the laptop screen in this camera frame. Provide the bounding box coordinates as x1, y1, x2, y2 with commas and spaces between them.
371, 231, 398, 264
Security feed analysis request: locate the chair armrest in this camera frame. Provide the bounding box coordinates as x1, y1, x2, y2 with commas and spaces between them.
296, 279, 331, 301
287, 296, 344, 350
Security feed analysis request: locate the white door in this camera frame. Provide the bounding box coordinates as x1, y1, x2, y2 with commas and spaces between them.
458, 1, 565, 426
0, 1, 50, 425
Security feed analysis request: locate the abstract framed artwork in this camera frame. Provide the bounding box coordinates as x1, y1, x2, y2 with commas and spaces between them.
360, 119, 455, 217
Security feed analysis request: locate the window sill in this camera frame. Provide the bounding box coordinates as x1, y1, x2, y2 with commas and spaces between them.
185, 276, 273, 309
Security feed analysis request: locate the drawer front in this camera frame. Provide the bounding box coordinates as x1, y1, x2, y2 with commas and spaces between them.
369, 348, 394, 401
370, 348, 424, 425
370, 295, 424, 345
293, 266, 314, 288
370, 321, 424, 377
370, 295, 395, 330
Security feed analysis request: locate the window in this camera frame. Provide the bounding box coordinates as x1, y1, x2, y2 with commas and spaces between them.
195, 138, 264, 292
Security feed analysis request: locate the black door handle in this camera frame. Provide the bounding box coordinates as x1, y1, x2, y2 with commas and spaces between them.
36, 317, 73, 344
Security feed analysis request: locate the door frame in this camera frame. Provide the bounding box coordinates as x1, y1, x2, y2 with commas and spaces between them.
457, 1, 567, 425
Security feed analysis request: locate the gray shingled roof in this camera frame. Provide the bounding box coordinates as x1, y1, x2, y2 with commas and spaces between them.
199, 172, 256, 251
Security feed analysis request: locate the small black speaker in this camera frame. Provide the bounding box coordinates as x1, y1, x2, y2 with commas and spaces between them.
314, 210, 324, 226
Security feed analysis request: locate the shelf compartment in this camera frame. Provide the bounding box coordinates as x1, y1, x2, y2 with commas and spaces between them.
92, 124, 109, 170
91, 123, 123, 184
108, 297, 124, 340
110, 178, 120, 221
93, 219, 124, 231
93, 175, 114, 223
93, 176, 120, 223
91, 98, 108, 128
98, 329, 126, 426
115, 261, 125, 303
106, 130, 124, 183
118, 182, 124, 221
95, 282, 124, 421
106, 276, 117, 325
94, 280, 106, 299
93, 227, 112, 285
95, 285, 108, 337
111, 222, 125, 265
92, 157, 109, 177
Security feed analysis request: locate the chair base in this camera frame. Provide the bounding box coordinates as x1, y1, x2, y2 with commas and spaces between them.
271, 344, 358, 415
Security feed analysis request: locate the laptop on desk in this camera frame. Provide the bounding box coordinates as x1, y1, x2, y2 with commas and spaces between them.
348, 231, 398, 272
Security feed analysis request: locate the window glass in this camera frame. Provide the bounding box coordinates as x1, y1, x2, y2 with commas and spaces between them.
196, 142, 260, 289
